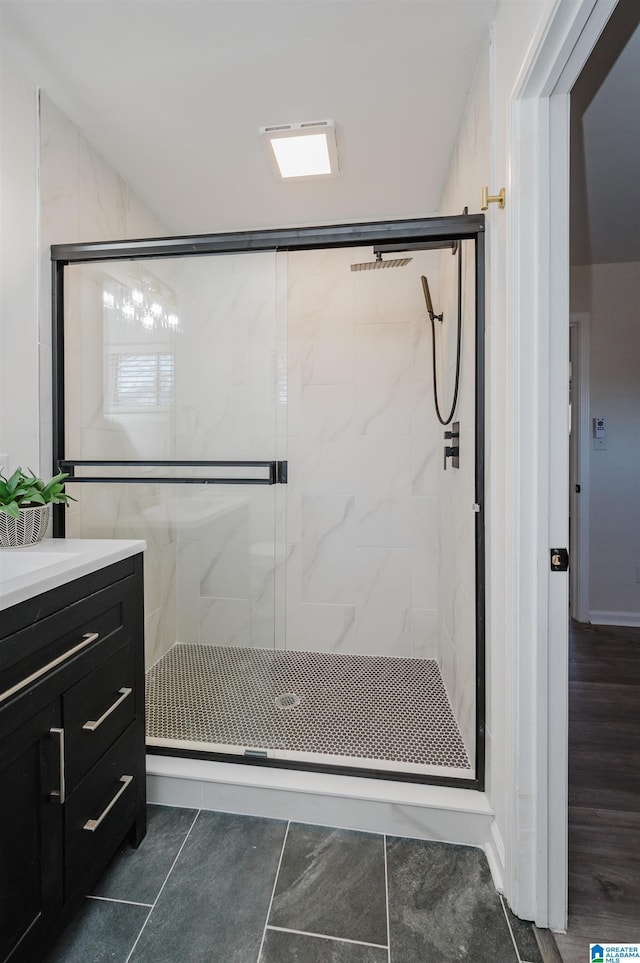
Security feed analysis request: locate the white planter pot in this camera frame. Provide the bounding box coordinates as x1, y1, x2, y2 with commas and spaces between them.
0, 504, 51, 548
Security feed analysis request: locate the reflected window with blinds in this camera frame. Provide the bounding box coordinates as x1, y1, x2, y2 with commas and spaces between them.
107, 352, 174, 411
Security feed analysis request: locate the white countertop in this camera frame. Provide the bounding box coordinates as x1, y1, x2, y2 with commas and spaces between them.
0, 538, 146, 612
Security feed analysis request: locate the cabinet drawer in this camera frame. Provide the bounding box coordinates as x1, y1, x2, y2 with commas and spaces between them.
0, 578, 136, 713
65, 723, 137, 897
63, 642, 136, 790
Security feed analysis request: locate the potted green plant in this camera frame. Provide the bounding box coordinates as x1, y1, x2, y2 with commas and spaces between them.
0, 467, 76, 547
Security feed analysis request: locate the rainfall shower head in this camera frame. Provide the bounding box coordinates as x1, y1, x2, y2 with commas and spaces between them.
351, 238, 459, 273
350, 251, 413, 272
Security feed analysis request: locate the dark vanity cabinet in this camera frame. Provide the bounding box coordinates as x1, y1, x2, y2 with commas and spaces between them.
0, 554, 146, 963
1, 700, 63, 961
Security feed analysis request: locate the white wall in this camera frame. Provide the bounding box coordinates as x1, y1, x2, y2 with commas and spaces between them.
0, 43, 173, 665
438, 0, 560, 920
489, 0, 558, 922
40, 94, 177, 667
438, 44, 490, 765
38, 93, 170, 473
0, 46, 39, 472
572, 260, 640, 623
37, 92, 174, 666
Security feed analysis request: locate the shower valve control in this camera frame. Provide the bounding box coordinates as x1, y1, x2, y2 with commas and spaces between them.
443, 423, 460, 470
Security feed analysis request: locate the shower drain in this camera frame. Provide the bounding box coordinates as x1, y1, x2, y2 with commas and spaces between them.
274, 692, 302, 710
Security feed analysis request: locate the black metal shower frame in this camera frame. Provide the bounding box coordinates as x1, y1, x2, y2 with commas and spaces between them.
51, 213, 486, 792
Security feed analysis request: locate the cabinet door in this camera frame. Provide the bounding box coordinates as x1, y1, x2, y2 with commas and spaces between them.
0, 702, 64, 963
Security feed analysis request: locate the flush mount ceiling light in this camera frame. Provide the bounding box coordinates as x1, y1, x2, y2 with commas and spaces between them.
260, 120, 339, 179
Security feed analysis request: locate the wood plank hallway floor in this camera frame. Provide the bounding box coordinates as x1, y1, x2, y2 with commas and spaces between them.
554, 620, 640, 963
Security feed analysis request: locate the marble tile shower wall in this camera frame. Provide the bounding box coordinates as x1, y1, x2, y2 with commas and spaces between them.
169, 253, 282, 654
178, 246, 453, 671
37, 93, 177, 668
285, 247, 444, 662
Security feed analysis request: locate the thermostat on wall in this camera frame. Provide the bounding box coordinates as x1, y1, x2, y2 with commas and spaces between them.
593, 416, 606, 450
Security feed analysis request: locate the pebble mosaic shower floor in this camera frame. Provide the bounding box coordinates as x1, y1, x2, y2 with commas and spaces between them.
145, 643, 471, 771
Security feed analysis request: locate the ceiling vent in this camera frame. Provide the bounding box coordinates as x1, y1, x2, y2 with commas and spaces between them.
259, 120, 339, 180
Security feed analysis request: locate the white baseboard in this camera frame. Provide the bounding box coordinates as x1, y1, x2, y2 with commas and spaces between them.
589, 610, 640, 627
484, 819, 506, 894
146, 753, 495, 855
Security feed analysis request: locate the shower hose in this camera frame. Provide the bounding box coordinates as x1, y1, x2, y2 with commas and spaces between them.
431, 240, 463, 426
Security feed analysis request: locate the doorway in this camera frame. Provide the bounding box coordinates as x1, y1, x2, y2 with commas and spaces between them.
505, 0, 637, 934
560, 1, 640, 955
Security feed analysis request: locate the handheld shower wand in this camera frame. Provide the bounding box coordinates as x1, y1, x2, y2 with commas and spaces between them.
421, 275, 443, 323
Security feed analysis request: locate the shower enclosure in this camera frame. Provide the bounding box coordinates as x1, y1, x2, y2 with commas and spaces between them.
51, 215, 485, 789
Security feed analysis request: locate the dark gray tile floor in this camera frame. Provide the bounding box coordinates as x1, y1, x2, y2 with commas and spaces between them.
45, 804, 543, 963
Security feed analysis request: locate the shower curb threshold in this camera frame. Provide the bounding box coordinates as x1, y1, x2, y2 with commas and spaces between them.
146, 754, 501, 889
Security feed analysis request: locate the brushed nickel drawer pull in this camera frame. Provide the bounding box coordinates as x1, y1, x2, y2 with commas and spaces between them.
0, 632, 100, 705
49, 727, 66, 804
82, 774, 133, 832
83, 687, 132, 732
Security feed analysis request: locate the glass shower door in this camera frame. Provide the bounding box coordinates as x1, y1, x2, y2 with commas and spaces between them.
61, 250, 288, 756
55, 215, 485, 787
273, 241, 478, 781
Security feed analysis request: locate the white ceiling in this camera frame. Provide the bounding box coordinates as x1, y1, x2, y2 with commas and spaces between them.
1, 0, 496, 236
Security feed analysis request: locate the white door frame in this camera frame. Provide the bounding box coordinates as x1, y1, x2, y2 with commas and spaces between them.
504, 0, 617, 931
570, 313, 591, 623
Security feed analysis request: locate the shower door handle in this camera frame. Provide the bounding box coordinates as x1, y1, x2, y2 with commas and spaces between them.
57, 460, 288, 485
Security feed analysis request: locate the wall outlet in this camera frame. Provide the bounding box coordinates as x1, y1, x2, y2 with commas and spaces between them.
593, 438, 607, 450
